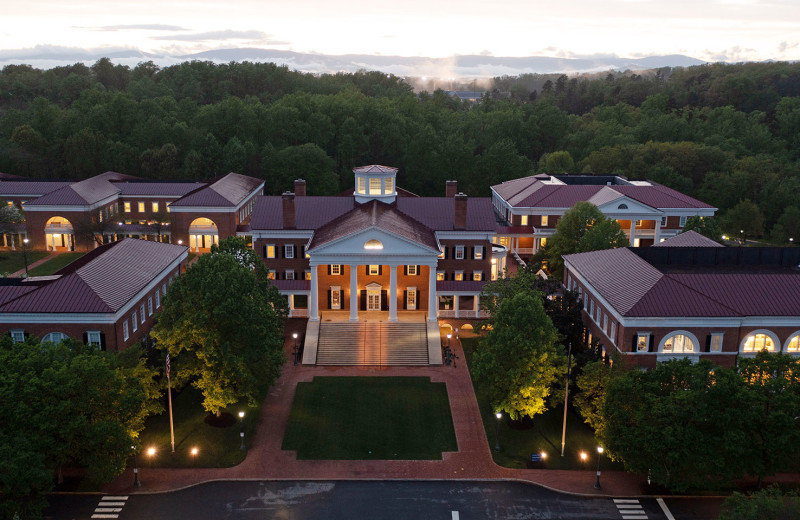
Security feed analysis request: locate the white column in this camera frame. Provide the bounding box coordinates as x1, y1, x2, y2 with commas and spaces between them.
388, 264, 398, 322
309, 264, 319, 321
474, 294, 480, 319
349, 264, 358, 321
10, 235, 15, 251
629, 219, 636, 246
454, 294, 460, 318
428, 264, 437, 322
289, 294, 295, 317
654, 218, 662, 244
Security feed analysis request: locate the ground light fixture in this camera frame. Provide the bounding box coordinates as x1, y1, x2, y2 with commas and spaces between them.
293, 332, 299, 365
190, 447, 199, 457
147, 447, 156, 457
239, 411, 246, 451
580, 451, 588, 463
594, 446, 604, 489
494, 412, 502, 451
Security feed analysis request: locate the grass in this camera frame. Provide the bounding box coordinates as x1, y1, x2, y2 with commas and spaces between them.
28, 252, 85, 276
461, 337, 623, 471
137, 385, 262, 468
282, 376, 457, 460
0, 251, 48, 276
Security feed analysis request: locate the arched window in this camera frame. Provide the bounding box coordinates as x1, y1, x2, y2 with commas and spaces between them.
784, 332, 800, 353
364, 239, 383, 250
617, 204, 628, 210
740, 330, 779, 353
41, 332, 68, 344
659, 331, 699, 353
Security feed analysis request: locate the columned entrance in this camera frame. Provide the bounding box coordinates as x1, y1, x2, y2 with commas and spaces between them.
366, 282, 382, 311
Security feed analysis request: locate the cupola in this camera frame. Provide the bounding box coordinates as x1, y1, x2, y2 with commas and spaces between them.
353, 165, 398, 204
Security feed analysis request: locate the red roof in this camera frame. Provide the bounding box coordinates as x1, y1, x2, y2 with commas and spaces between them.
116, 181, 207, 197
25, 171, 138, 207
652, 230, 723, 247
170, 173, 263, 207
0, 180, 72, 197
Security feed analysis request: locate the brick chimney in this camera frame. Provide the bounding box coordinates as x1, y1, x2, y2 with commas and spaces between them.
454, 192, 468, 230
282, 192, 296, 229
446, 180, 458, 198
294, 179, 306, 197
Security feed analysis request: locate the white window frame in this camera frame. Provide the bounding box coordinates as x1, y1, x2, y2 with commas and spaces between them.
541, 215, 549, 227
132, 311, 138, 332
331, 264, 341, 275
473, 246, 483, 260
603, 313, 608, 333
520, 215, 528, 226
42, 332, 68, 344
284, 244, 295, 259
407, 265, 418, 276
660, 330, 699, 354
330, 286, 341, 310
710, 332, 724, 352
285, 270, 295, 280
10, 329, 25, 343
369, 265, 380, 276
660, 216, 668, 226
139, 304, 146, 324
162, 283, 167, 296
636, 332, 651, 352
785, 332, 800, 353
740, 330, 780, 353
87, 330, 102, 347
589, 299, 595, 317
473, 271, 482, 281
407, 286, 417, 310
148, 297, 153, 316
679, 216, 687, 227
124, 202, 131, 213
610, 322, 617, 345
436, 270, 445, 281
455, 245, 465, 260
138, 201, 145, 213
454, 270, 464, 281
266, 244, 276, 259
155, 290, 161, 308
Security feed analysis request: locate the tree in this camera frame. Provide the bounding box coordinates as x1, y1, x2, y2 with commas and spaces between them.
538, 150, 574, 173
718, 485, 800, 520
151, 236, 287, 416
721, 199, 764, 244
0, 338, 158, 518
538, 202, 628, 279
682, 216, 723, 243
737, 352, 800, 488
600, 359, 749, 491
770, 205, 800, 244
0, 204, 24, 236
573, 359, 620, 434
472, 291, 566, 420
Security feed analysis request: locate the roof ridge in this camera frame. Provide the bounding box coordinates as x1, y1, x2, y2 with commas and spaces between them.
661, 272, 743, 316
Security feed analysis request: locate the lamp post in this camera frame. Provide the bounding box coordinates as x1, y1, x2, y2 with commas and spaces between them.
239, 411, 246, 451
446, 333, 451, 348
594, 446, 604, 489
22, 238, 29, 278
292, 332, 299, 365
494, 412, 502, 451
131, 445, 140, 487
561, 340, 572, 456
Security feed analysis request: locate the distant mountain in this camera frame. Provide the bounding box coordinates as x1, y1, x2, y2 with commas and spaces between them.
0, 45, 706, 76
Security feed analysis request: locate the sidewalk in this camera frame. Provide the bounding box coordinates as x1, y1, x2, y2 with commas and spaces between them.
9, 252, 58, 277
103, 326, 649, 497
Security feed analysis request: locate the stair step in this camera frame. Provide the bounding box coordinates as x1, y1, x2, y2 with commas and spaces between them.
316, 321, 429, 366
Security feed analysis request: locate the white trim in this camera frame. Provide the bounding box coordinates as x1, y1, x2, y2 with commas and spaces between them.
740, 329, 780, 353
658, 330, 701, 353
784, 331, 800, 353
247, 230, 314, 239
436, 231, 495, 240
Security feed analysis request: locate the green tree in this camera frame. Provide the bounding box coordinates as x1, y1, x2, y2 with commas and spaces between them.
151, 237, 288, 415
272, 143, 338, 195
682, 216, 723, 243
718, 485, 800, 520
600, 359, 749, 491
770, 206, 800, 244
573, 359, 620, 433
472, 291, 566, 419
538, 150, 575, 173
721, 199, 765, 244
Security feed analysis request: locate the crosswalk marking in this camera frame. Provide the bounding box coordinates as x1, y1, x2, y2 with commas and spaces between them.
451, 512, 460, 520
613, 498, 647, 519
91, 495, 128, 519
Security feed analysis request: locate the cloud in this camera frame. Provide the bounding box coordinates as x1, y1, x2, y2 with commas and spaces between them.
151, 30, 274, 42
0, 44, 152, 60
778, 41, 799, 53
81, 24, 189, 32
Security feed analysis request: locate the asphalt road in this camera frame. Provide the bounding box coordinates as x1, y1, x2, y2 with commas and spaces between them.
44, 480, 724, 520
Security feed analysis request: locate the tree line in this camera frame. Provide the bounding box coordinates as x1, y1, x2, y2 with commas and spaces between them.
1, 59, 800, 240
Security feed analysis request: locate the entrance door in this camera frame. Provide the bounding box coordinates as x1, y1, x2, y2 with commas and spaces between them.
407, 287, 417, 310
367, 290, 381, 311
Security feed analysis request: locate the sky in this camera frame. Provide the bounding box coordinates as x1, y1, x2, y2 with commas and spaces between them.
2, 0, 800, 63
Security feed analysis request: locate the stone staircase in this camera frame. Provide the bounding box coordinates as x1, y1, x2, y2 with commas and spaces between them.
316, 322, 429, 366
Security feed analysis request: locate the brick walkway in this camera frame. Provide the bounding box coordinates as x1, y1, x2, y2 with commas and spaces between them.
9, 252, 58, 277
102, 322, 650, 496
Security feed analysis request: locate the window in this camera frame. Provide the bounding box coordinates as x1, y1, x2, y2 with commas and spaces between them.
541, 215, 549, 227
284, 244, 295, 258
473, 246, 483, 260
369, 265, 380, 276
123, 320, 129, 340
610, 322, 617, 345
331, 264, 341, 275
267, 270, 275, 280
520, 215, 528, 226
407, 265, 418, 276
603, 313, 608, 332
455, 245, 465, 260
265, 244, 276, 258
589, 299, 595, 317
437, 271, 445, 281
617, 204, 628, 210
662, 333, 696, 353
635, 220, 644, 227
636, 333, 650, 352
140, 304, 146, 324
385, 176, 394, 194
305, 270, 311, 281
473, 271, 482, 281
584, 296, 589, 311
148, 296, 153, 316
455, 270, 464, 281
42, 332, 69, 344
540, 237, 548, 247
660, 216, 667, 226
10, 329, 24, 343
634, 238, 641, 247
87, 331, 102, 347
155, 290, 161, 308
438, 247, 445, 259
132, 311, 138, 331
742, 331, 778, 352
285, 270, 295, 280
710, 333, 724, 352
369, 177, 382, 195
679, 216, 687, 227
152, 202, 159, 213
786, 334, 800, 352
162, 283, 167, 296
124, 202, 131, 213
407, 288, 417, 310
138, 202, 145, 213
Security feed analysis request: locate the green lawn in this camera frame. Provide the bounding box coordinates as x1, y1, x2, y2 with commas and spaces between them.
461, 337, 623, 471
137, 385, 261, 468
0, 251, 48, 276
282, 376, 457, 460
28, 252, 86, 276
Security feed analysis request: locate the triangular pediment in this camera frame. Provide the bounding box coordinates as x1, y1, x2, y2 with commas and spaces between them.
308, 226, 439, 256
595, 194, 662, 216
365, 282, 382, 290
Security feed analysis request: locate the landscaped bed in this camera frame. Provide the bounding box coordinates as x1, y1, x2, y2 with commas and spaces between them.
282, 376, 457, 460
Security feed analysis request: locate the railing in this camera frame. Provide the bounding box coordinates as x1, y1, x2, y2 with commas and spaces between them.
437, 310, 491, 319
188, 225, 218, 234
515, 247, 534, 255
289, 309, 309, 318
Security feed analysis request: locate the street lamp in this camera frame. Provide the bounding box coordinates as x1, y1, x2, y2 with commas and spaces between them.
447, 333, 452, 348
494, 412, 502, 451
190, 447, 199, 457
22, 238, 29, 278
594, 446, 604, 489
292, 332, 299, 365
580, 451, 588, 464
239, 411, 246, 451
131, 445, 140, 487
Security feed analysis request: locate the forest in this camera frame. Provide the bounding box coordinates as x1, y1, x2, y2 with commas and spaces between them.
1, 58, 799, 241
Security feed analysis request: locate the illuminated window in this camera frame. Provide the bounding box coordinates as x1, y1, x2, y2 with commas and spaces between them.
364, 239, 383, 250
407, 265, 418, 276
124, 202, 131, 213
540, 237, 548, 247
385, 176, 394, 194
541, 215, 549, 227
369, 265, 380, 276
742, 331, 778, 352
473, 271, 482, 281
786, 334, 800, 352
437, 271, 445, 281
636, 333, 650, 352
357, 176, 366, 194
267, 270, 275, 280
138, 202, 145, 213
662, 332, 696, 353
634, 239, 641, 247
438, 247, 444, 259
331, 287, 341, 309
265, 244, 276, 258
331, 264, 341, 275
455, 245, 465, 260
305, 270, 311, 280
152, 202, 159, 212
474, 246, 483, 260
710, 333, 724, 352
369, 178, 382, 195
520, 215, 528, 226
455, 270, 464, 281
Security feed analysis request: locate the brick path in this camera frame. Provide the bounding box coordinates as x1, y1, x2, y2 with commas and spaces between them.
9, 252, 58, 277
101, 322, 649, 496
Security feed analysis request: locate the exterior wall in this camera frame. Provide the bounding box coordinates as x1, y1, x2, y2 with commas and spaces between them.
314, 264, 432, 313
119, 197, 175, 222
171, 211, 237, 248
438, 240, 493, 281
255, 238, 309, 279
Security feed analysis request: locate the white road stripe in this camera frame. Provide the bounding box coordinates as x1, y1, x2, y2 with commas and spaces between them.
96, 502, 125, 507
621, 516, 647, 520
614, 499, 640, 503
94, 508, 123, 513
101, 496, 128, 501
451, 512, 460, 520
91, 515, 119, 519
657, 498, 675, 520
618, 504, 644, 508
